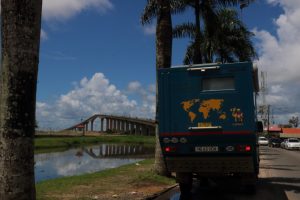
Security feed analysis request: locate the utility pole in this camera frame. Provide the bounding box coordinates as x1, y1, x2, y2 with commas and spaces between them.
267, 105, 270, 137
260, 71, 268, 126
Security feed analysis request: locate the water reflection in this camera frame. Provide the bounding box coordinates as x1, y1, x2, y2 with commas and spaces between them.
35, 144, 154, 183
83, 144, 154, 158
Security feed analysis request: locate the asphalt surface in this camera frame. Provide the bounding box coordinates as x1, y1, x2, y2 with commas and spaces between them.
153, 146, 300, 200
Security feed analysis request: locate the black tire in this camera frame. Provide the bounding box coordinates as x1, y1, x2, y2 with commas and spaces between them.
179, 182, 192, 200
244, 184, 256, 195
242, 172, 257, 195
199, 177, 210, 187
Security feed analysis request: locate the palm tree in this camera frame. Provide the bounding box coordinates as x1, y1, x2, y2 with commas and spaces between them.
141, 0, 172, 176
173, 0, 254, 64
203, 8, 257, 63
0, 1, 42, 199
172, 0, 214, 64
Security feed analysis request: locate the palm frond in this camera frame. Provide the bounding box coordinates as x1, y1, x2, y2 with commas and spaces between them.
206, 7, 257, 63
141, 0, 189, 25
141, 0, 158, 25
170, 0, 188, 14
173, 23, 196, 39
214, 0, 240, 7
183, 42, 196, 65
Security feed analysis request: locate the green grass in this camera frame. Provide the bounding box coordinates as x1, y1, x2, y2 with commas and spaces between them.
34, 135, 155, 152
36, 159, 175, 200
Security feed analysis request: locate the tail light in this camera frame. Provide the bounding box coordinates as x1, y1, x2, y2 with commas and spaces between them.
245, 145, 251, 151
165, 146, 176, 152
236, 145, 251, 152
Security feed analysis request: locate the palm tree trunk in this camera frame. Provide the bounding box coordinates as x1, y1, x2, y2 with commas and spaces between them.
0, 1, 42, 199
154, 0, 172, 176
156, 0, 172, 69
193, 0, 202, 64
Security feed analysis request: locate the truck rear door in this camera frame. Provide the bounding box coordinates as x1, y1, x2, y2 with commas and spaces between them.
158, 62, 256, 155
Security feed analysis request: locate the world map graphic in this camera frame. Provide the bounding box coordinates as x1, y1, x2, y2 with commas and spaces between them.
181, 99, 226, 123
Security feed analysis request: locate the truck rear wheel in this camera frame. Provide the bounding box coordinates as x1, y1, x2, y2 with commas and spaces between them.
176, 172, 193, 198
243, 184, 256, 194
179, 182, 192, 199
242, 173, 257, 195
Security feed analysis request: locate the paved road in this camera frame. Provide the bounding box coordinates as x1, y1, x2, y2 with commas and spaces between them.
154, 146, 300, 200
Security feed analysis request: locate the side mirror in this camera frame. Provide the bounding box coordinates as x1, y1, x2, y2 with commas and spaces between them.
256, 121, 263, 133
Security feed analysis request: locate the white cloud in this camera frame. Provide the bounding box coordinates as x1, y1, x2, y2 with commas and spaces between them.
0, 0, 113, 21
148, 84, 156, 93
270, 84, 283, 93
255, 0, 300, 124
0, 0, 113, 42
126, 81, 156, 115
42, 0, 113, 21
127, 81, 142, 92
36, 73, 155, 130
41, 29, 48, 40
142, 24, 156, 35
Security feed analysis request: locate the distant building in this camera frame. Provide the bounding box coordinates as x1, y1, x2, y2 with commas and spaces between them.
75, 124, 85, 132
264, 124, 282, 137
280, 128, 300, 139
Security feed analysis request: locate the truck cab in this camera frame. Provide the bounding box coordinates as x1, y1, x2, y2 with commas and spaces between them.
157, 62, 260, 195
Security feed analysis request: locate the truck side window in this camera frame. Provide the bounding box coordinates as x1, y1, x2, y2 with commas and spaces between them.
202, 77, 235, 91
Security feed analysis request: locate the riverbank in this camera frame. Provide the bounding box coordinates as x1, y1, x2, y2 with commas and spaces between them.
35, 135, 155, 153
36, 159, 175, 200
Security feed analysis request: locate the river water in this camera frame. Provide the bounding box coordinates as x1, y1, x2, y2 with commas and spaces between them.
34, 143, 154, 183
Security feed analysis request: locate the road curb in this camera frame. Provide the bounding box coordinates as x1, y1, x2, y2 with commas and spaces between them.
142, 184, 178, 200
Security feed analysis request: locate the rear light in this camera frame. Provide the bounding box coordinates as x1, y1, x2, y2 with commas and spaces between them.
236, 145, 252, 152
165, 146, 176, 152
245, 145, 251, 152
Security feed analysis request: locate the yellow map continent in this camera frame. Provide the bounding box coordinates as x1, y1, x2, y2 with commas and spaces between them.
181, 99, 199, 122
188, 112, 196, 122
198, 99, 224, 119
181, 99, 199, 112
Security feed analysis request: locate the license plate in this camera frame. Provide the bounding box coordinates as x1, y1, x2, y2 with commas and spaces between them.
195, 146, 219, 152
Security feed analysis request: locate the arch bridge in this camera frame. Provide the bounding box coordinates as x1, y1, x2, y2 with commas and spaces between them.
65, 114, 156, 136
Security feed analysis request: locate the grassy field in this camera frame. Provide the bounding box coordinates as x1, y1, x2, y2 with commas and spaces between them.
36, 159, 175, 200
34, 135, 155, 152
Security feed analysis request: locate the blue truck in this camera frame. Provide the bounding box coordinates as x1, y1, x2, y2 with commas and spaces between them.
157, 62, 262, 195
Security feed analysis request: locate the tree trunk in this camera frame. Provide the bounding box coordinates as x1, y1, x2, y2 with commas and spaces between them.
153, 0, 172, 176
0, 1, 42, 199
156, 0, 172, 69
193, 0, 202, 64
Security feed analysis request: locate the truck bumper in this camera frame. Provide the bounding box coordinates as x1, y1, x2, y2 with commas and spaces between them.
165, 156, 255, 175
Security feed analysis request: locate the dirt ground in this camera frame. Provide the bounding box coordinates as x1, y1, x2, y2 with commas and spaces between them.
36, 160, 175, 200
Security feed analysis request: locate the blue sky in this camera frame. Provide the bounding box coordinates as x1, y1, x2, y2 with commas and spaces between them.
17, 0, 299, 129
